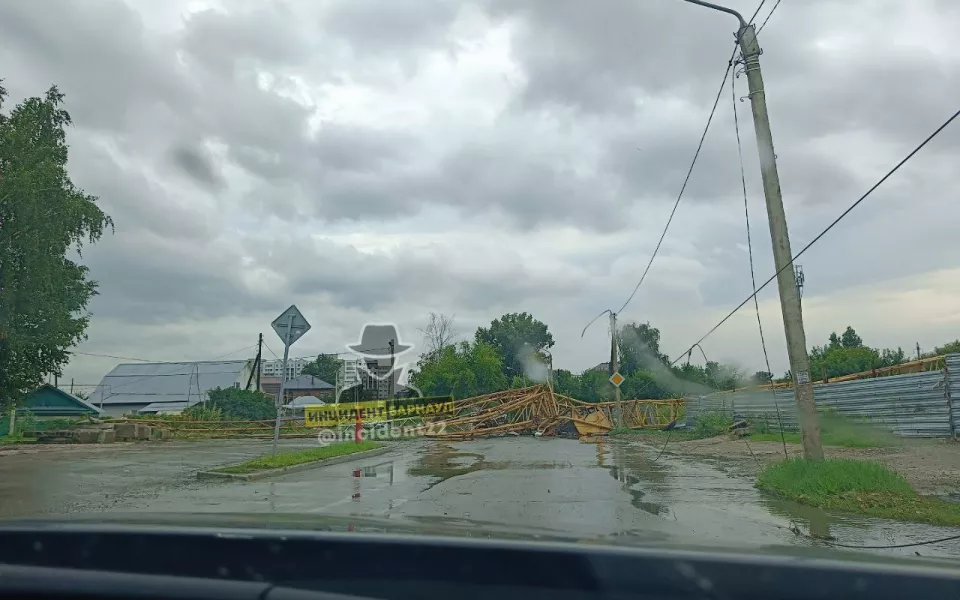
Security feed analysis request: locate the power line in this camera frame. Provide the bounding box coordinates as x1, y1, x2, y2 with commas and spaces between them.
747, 0, 769, 24
72, 351, 161, 363
670, 105, 960, 366
615, 50, 737, 316
821, 533, 960, 550
756, 0, 784, 34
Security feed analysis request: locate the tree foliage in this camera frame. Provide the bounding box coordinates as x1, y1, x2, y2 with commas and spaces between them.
475, 312, 554, 380
206, 387, 277, 420
0, 84, 112, 409
617, 322, 669, 375
809, 326, 906, 381
301, 354, 341, 384
410, 341, 508, 398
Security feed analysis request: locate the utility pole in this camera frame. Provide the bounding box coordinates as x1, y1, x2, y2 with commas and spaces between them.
609, 312, 622, 427
609, 313, 620, 403
256, 333, 262, 391
246, 333, 263, 391
736, 21, 822, 459
679, 0, 823, 459
916, 343, 922, 361
388, 339, 395, 399
70, 378, 74, 395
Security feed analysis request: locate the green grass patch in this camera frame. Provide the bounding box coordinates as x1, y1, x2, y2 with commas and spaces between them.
213, 441, 383, 474
692, 412, 733, 439
757, 458, 960, 525
750, 411, 897, 448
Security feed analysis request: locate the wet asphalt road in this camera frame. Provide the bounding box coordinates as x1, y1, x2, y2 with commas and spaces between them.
2, 437, 960, 557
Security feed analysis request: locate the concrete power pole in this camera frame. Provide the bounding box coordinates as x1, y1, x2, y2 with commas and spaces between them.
609, 312, 622, 426
388, 339, 396, 399
736, 24, 823, 459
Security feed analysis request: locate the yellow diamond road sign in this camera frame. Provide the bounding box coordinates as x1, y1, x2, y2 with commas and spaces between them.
609, 372, 625, 387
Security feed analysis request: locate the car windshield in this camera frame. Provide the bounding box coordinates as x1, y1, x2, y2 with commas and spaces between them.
2, 0, 960, 566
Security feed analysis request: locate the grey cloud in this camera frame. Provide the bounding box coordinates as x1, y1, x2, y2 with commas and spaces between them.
480, 0, 739, 115
169, 143, 224, 190
0, 0, 189, 132
180, 4, 314, 72
322, 0, 462, 56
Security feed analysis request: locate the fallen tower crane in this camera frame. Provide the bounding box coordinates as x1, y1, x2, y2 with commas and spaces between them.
423, 384, 683, 440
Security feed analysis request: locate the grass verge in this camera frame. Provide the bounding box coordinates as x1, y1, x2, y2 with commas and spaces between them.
213, 441, 383, 474
756, 458, 960, 525
750, 411, 897, 448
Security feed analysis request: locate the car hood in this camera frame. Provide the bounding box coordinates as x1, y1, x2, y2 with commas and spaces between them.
5, 511, 959, 572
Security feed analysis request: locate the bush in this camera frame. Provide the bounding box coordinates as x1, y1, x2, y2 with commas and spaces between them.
182, 405, 223, 421
207, 387, 276, 420
693, 412, 732, 438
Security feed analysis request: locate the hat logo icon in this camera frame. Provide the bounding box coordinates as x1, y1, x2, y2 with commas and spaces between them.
346, 323, 412, 358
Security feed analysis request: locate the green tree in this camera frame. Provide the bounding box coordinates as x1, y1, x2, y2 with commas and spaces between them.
301, 353, 341, 384
0, 85, 112, 409
475, 312, 554, 379
840, 326, 863, 349
410, 341, 508, 398
551, 369, 579, 397
753, 371, 774, 384
934, 340, 960, 355
618, 322, 669, 375
206, 387, 277, 420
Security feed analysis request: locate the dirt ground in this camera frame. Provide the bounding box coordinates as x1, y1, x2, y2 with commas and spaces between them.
655, 435, 960, 497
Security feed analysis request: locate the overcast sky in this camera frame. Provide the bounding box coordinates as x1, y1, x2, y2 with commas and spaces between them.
2, 0, 958, 390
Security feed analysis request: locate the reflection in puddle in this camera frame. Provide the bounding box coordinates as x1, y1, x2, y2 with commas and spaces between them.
599, 441, 673, 518
349, 461, 397, 502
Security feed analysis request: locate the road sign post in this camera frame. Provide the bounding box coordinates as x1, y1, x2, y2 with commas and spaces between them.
270, 305, 311, 454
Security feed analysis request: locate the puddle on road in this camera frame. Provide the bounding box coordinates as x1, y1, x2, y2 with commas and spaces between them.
407, 443, 572, 490
600, 439, 960, 556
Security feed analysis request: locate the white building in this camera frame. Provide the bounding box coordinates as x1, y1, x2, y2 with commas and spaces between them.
260, 357, 311, 380
340, 359, 360, 388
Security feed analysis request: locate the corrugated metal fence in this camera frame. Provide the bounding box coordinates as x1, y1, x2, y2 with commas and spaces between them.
686, 353, 958, 438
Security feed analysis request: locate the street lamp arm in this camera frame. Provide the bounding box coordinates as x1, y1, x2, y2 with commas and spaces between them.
676, 0, 746, 29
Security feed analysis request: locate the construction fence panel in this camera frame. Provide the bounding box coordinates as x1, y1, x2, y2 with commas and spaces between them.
688, 362, 955, 438
946, 353, 960, 435
813, 370, 950, 438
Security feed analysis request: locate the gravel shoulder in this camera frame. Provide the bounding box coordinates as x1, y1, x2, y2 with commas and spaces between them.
653, 435, 960, 496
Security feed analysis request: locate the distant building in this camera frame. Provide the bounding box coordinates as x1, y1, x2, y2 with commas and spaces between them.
588, 362, 612, 373
1, 385, 102, 437
340, 359, 360, 388
260, 357, 311, 380
282, 374, 334, 404
90, 360, 255, 418
360, 358, 399, 399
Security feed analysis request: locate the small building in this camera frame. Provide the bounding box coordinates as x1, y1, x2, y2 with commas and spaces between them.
1, 384, 102, 437
259, 376, 282, 398
90, 360, 256, 417
282, 374, 334, 404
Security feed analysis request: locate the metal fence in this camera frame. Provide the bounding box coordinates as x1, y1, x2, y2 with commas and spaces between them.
686, 353, 959, 438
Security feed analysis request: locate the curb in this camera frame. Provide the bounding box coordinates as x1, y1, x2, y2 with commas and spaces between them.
196, 446, 391, 481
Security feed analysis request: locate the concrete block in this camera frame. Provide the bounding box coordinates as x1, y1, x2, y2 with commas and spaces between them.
134, 424, 152, 440
73, 430, 100, 444
114, 423, 136, 441
97, 430, 116, 444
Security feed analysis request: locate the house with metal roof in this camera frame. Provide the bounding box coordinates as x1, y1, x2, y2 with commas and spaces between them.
89, 360, 256, 417
1, 385, 102, 437
281, 374, 334, 404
